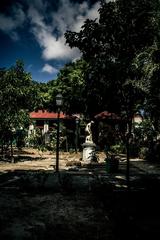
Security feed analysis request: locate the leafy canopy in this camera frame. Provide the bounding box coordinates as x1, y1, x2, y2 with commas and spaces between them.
65, 0, 159, 118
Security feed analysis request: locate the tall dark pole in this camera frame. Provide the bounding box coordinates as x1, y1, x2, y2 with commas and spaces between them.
126, 120, 132, 190
75, 119, 79, 153
126, 138, 130, 190
56, 108, 60, 172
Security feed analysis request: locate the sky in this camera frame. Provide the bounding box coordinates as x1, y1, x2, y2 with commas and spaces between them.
0, 0, 100, 82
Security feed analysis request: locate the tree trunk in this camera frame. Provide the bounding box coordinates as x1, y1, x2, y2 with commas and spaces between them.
10, 141, 14, 163
126, 120, 132, 190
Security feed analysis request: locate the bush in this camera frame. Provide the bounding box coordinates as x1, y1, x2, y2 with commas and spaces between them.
138, 147, 149, 159
110, 143, 126, 154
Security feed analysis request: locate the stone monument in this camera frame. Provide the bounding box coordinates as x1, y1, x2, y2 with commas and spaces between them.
82, 120, 97, 163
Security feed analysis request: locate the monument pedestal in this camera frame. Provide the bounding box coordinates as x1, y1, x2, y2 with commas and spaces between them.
82, 142, 96, 163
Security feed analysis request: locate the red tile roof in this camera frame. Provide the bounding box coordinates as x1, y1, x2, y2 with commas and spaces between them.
94, 111, 120, 120
30, 110, 66, 119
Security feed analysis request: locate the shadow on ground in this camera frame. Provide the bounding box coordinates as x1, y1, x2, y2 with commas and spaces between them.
0, 164, 160, 239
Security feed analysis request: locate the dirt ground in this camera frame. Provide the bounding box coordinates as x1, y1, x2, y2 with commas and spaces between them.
0, 190, 114, 240
0, 148, 112, 240
0, 148, 106, 172
0, 148, 160, 240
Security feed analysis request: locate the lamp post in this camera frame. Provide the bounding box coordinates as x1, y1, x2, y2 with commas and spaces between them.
75, 118, 80, 153
55, 93, 63, 172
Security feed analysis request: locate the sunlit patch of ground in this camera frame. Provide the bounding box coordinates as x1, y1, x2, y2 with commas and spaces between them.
0, 148, 106, 172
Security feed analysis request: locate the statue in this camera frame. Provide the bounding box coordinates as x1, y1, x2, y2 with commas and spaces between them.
82, 120, 97, 162
85, 120, 94, 143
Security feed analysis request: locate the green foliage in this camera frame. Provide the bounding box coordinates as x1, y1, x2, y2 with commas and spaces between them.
110, 144, 126, 155
134, 119, 157, 142
48, 59, 88, 114
31, 81, 51, 110
64, 0, 160, 170
132, 119, 157, 158
0, 60, 33, 128
0, 60, 36, 153
133, 44, 160, 131
65, 0, 159, 120
27, 128, 43, 147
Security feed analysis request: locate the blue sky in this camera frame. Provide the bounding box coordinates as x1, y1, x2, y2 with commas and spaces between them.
0, 0, 100, 82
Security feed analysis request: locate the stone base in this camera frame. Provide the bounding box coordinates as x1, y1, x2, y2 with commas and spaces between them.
82, 142, 96, 163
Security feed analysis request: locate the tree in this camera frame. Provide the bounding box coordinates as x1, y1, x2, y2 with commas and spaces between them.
65, 0, 158, 116
65, 0, 160, 187
31, 81, 51, 111
0, 60, 35, 160
48, 59, 88, 114
134, 44, 160, 133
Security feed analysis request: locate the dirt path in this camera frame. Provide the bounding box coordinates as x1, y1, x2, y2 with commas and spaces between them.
0, 148, 106, 173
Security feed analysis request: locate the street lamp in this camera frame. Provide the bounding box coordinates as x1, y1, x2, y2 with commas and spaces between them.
75, 118, 80, 153
55, 93, 63, 172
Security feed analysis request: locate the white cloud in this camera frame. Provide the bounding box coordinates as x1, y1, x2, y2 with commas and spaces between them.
0, 0, 101, 59
52, 0, 100, 37
28, 0, 100, 61
0, 4, 25, 40
0, 0, 100, 58
41, 63, 58, 74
